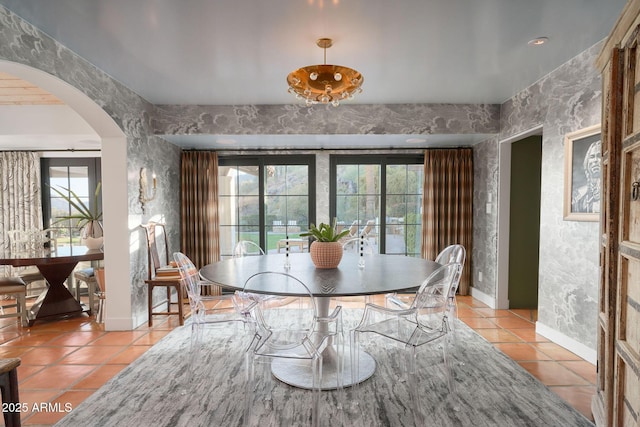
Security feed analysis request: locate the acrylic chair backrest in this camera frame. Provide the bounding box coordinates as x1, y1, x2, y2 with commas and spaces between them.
7, 229, 56, 254
411, 263, 461, 328
342, 237, 374, 255
242, 271, 316, 350
435, 245, 466, 296
173, 252, 201, 306
347, 220, 359, 237
435, 244, 466, 265
360, 220, 375, 236
233, 240, 265, 258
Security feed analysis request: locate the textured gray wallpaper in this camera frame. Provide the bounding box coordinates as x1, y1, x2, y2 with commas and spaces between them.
153, 103, 500, 136
472, 136, 499, 297
500, 43, 602, 349
0, 6, 182, 326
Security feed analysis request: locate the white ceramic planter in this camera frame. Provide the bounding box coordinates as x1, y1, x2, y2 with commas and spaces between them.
83, 236, 104, 250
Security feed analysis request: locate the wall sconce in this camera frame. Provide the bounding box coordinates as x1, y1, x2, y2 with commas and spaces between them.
139, 167, 157, 213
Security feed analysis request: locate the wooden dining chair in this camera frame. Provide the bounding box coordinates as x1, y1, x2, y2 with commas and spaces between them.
0, 358, 22, 427
94, 268, 106, 323
141, 223, 185, 326
72, 268, 97, 315
0, 277, 28, 327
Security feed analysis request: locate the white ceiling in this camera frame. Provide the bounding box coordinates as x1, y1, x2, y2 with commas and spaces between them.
0, 105, 101, 151
0, 0, 627, 150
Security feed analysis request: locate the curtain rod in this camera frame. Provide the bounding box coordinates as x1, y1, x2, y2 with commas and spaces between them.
184, 147, 454, 153
0, 149, 100, 153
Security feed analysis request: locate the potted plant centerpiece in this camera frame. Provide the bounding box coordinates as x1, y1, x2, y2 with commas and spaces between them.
50, 182, 104, 250
301, 218, 350, 269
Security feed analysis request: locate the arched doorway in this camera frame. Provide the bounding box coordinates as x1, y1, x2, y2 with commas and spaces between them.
0, 60, 132, 330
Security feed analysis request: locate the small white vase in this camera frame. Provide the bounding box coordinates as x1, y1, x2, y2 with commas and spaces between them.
83, 236, 104, 250
82, 220, 104, 250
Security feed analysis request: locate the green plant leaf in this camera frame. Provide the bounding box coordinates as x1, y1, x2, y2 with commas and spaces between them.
300, 217, 348, 242
48, 183, 102, 229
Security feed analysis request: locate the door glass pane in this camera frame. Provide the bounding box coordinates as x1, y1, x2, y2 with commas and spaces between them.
219, 158, 313, 258
408, 164, 423, 194
337, 165, 358, 194
218, 225, 237, 256
385, 164, 422, 256
219, 165, 261, 256
336, 165, 381, 224
265, 164, 309, 244
48, 165, 90, 248
333, 156, 422, 256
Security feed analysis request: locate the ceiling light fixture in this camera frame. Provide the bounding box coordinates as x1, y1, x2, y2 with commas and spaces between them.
527, 37, 549, 46
287, 38, 363, 107
406, 137, 427, 144
216, 138, 237, 145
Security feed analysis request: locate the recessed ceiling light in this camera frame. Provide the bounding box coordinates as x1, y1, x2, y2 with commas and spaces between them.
216, 138, 236, 145
528, 37, 549, 46
406, 137, 427, 143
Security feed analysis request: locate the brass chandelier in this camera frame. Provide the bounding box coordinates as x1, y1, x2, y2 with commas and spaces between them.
287, 38, 363, 107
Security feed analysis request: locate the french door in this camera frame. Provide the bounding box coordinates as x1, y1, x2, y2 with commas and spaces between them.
41, 157, 101, 248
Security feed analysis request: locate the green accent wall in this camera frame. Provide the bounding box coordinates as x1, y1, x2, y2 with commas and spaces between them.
508, 136, 542, 309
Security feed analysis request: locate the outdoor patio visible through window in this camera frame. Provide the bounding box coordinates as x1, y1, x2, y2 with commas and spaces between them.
331, 155, 423, 257
218, 156, 315, 257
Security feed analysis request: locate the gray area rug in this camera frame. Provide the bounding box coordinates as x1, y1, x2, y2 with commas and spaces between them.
55, 310, 594, 427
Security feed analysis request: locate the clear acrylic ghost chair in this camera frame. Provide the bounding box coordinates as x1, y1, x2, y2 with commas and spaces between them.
6, 229, 51, 298
352, 262, 461, 424
233, 240, 265, 257
173, 252, 255, 382
359, 220, 376, 241
386, 244, 465, 315
341, 236, 374, 256
434, 245, 466, 330
386, 245, 465, 353
241, 271, 343, 427
232, 241, 287, 307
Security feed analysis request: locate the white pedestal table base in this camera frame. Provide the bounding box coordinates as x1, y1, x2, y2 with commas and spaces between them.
271, 346, 376, 390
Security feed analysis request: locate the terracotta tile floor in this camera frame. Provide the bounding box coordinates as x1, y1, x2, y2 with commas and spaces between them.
0, 294, 596, 426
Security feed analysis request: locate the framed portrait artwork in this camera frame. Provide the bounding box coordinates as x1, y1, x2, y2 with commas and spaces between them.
563, 124, 601, 221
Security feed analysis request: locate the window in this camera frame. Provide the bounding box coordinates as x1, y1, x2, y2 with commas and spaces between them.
218, 156, 315, 257
41, 158, 101, 248
330, 155, 423, 256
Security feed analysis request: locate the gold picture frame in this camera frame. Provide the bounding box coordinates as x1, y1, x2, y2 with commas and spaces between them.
563, 124, 601, 221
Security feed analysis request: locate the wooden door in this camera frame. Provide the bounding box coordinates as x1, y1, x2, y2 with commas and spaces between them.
595, 3, 640, 424
615, 33, 640, 427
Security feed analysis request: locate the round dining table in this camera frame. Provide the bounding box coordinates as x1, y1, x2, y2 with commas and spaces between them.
200, 252, 441, 389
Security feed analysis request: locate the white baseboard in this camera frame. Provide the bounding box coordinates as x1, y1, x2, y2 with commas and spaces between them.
104, 316, 134, 331
535, 321, 597, 364
470, 286, 496, 308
